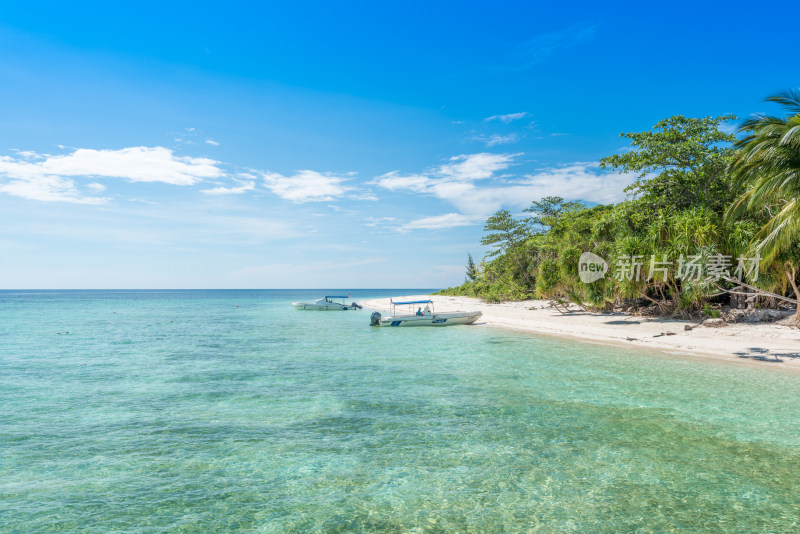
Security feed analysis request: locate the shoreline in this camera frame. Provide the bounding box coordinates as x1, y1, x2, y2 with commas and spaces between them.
361, 294, 800, 372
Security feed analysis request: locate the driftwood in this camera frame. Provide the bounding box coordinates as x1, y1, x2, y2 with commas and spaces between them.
719, 276, 800, 306
548, 300, 572, 315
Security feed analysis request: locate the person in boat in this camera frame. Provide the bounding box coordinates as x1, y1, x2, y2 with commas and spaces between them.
423, 305, 431, 315
416, 307, 423, 316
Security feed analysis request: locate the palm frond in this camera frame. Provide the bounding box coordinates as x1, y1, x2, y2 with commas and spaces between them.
766, 88, 800, 116
753, 199, 800, 263
727, 88, 800, 265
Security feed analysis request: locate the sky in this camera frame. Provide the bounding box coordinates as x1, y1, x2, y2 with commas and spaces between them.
0, 1, 797, 289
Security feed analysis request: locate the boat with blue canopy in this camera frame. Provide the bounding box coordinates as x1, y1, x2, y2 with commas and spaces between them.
293, 295, 362, 310
369, 298, 481, 327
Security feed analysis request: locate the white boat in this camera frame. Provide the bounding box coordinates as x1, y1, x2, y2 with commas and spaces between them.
369, 299, 481, 327
293, 295, 362, 310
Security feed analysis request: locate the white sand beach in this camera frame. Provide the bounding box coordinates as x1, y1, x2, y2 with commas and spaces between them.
362, 295, 800, 370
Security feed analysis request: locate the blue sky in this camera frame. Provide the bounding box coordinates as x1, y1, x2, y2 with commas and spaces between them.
0, 1, 796, 289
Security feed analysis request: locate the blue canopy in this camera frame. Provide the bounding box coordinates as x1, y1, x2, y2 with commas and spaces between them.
392, 300, 433, 305
324, 295, 350, 299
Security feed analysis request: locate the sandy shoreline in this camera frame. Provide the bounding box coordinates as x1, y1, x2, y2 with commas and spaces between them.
362, 295, 800, 371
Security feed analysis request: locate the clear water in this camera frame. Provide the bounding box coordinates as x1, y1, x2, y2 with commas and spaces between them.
2, 289, 799, 532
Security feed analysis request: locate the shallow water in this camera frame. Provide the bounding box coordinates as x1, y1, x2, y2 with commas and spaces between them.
2, 290, 799, 532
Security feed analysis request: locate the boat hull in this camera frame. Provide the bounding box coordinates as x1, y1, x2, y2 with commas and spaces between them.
292, 302, 356, 310
378, 311, 482, 327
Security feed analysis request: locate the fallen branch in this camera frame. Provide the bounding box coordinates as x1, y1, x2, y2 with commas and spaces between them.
719, 277, 800, 306
547, 300, 569, 315
639, 292, 667, 309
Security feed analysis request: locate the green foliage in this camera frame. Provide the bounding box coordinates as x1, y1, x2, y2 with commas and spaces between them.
600, 115, 738, 214
525, 196, 584, 233
726, 89, 800, 319
438, 107, 800, 316
559, 247, 581, 279
728, 89, 800, 264
585, 281, 608, 307
703, 304, 721, 318
480, 208, 533, 284
481, 209, 527, 257
465, 253, 478, 282
535, 258, 561, 297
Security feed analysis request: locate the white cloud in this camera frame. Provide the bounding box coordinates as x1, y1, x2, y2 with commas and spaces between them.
484, 112, 528, 123
484, 163, 636, 208
0, 172, 107, 205
3, 147, 220, 186
0, 146, 222, 204
400, 213, 478, 231
431, 163, 636, 217
350, 192, 379, 201
11, 149, 44, 160
205, 139, 220, 146
370, 153, 520, 226
57, 147, 221, 185
261, 170, 350, 203
370, 171, 432, 193
438, 153, 518, 181
372, 154, 639, 231
475, 133, 519, 146
427, 179, 476, 200
0, 146, 369, 206
201, 182, 255, 195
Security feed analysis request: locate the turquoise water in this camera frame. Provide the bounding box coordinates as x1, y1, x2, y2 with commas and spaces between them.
2, 289, 800, 533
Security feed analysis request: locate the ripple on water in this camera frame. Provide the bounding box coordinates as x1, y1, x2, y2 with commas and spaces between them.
1, 290, 800, 532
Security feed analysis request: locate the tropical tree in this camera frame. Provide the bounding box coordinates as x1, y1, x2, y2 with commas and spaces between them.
481, 209, 533, 284
439, 108, 798, 319
524, 196, 584, 233
600, 115, 738, 214
465, 253, 478, 282
727, 89, 800, 320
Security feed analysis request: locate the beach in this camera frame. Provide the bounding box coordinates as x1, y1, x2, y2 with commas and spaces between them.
363, 295, 800, 369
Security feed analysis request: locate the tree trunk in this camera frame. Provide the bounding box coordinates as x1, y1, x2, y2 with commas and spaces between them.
787, 263, 800, 324
640, 291, 667, 313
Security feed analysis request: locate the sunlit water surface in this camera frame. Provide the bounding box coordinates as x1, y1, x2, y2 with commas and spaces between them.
2, 290, 799, 532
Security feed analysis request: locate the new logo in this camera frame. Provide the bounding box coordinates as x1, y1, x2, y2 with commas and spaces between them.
578, 252, 608, 283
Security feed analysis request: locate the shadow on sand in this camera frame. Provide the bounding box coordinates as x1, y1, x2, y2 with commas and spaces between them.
735, 347, 800, 363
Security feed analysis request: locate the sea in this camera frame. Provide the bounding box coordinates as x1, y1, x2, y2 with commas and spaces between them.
2, 289, 799, 532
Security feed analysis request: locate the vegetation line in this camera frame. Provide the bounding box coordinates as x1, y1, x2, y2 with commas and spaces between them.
439, 90, 800, 325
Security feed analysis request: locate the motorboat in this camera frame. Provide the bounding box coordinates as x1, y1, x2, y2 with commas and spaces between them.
369, 299, 481, 327
293, 295, 362, 310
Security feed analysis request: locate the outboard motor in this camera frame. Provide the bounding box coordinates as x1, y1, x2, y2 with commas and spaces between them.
351, 301, 363, 310
370, 312, 382, 326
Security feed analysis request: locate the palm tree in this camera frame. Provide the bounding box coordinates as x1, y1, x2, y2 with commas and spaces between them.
727, 89, 800, 320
